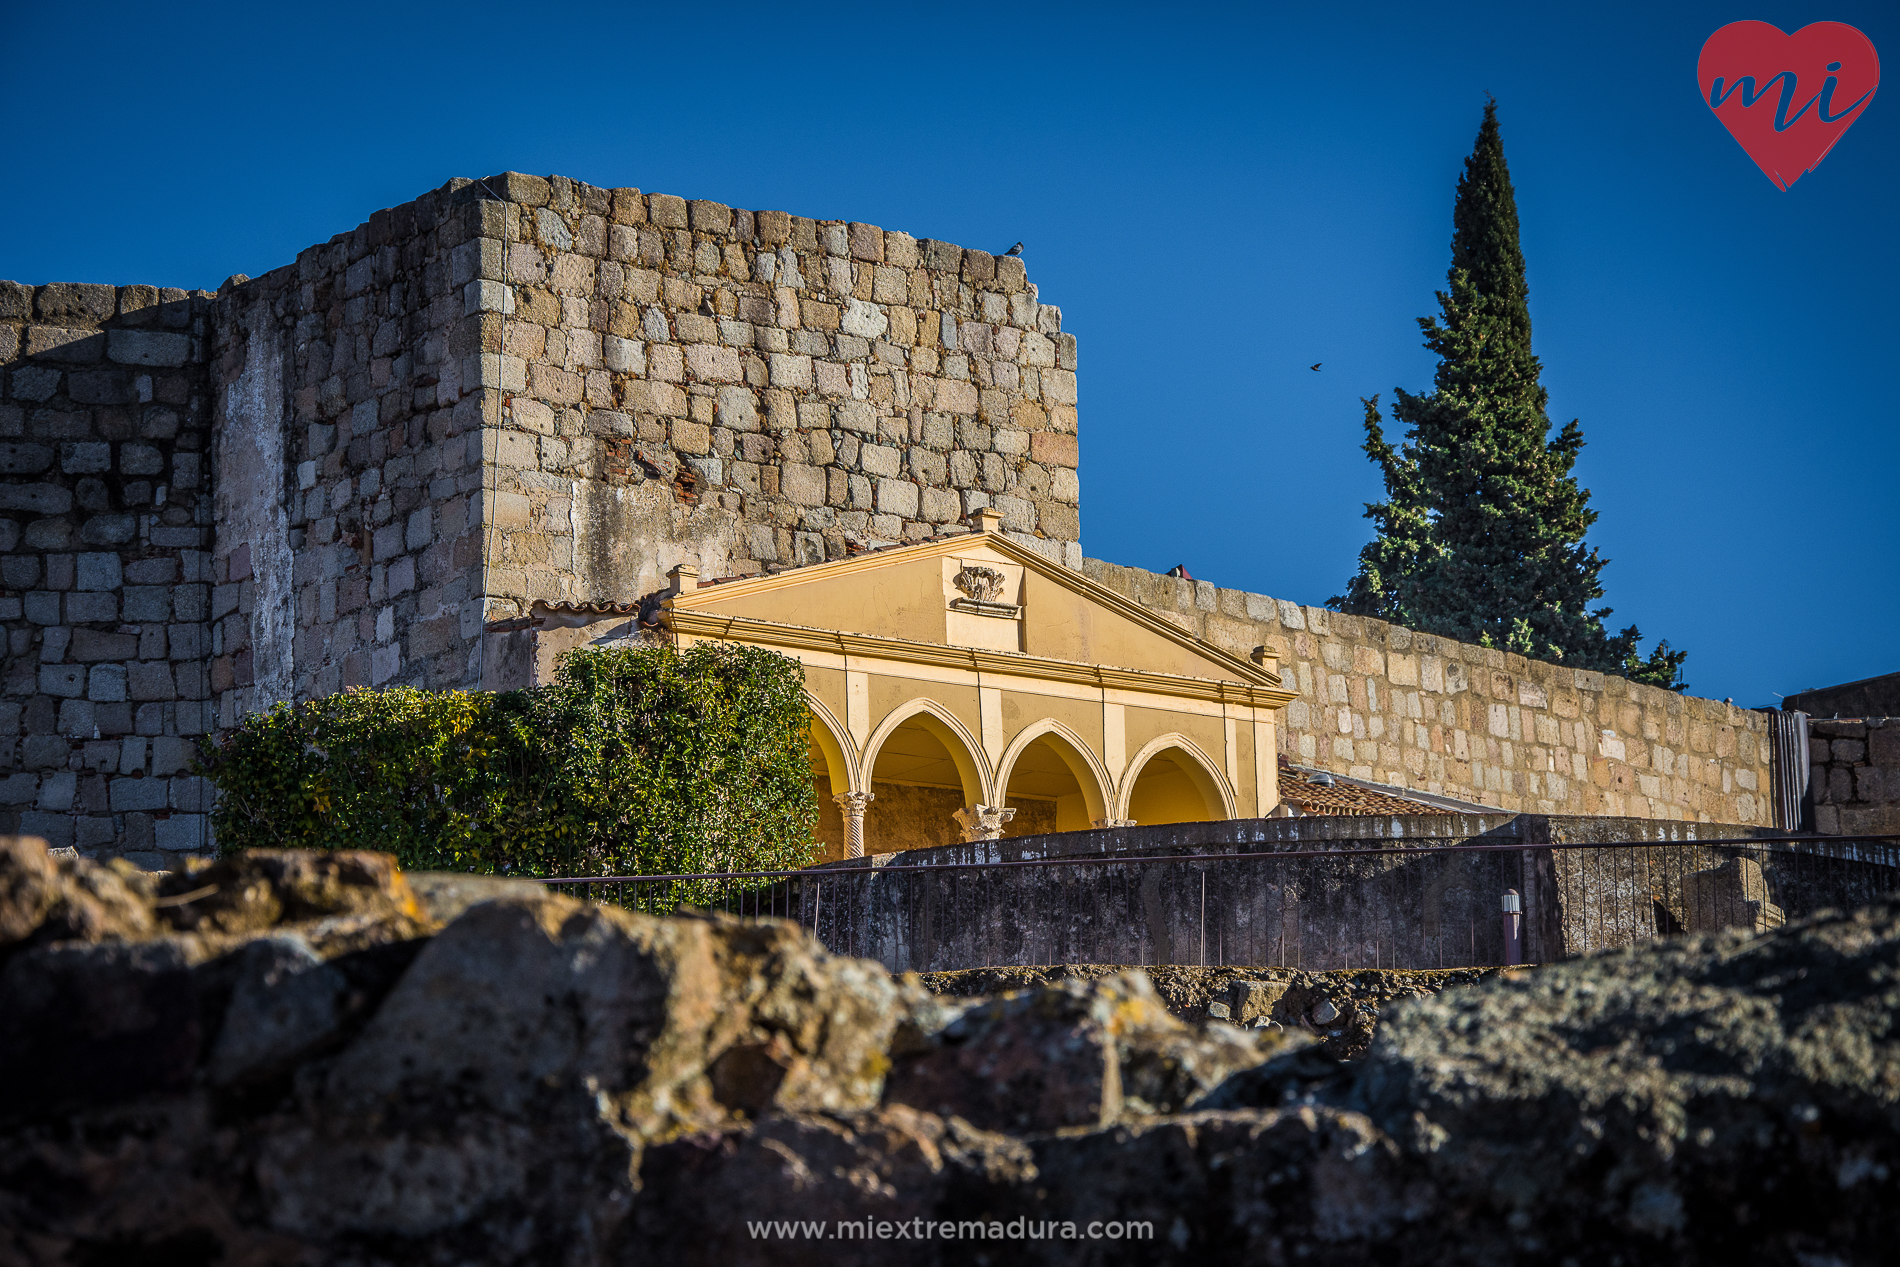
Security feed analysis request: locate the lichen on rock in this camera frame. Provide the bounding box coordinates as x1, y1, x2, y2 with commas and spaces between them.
3, 833, 1898, 1265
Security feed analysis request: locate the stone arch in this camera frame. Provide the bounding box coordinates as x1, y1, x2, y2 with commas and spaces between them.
861, 698, 995, 808
994, 718, 1113, 831
857, 698, 996, 855
806, 694, 861, 794
805, 694, 865, 861
1117, 733, 1235, 825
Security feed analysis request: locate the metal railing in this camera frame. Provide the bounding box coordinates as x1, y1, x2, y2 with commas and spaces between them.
540, 833, 1900, 973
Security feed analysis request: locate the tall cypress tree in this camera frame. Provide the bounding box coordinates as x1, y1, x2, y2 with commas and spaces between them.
1333, 100, 1686, 691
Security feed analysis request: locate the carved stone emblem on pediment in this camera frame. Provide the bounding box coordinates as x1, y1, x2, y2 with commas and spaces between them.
952, 565, 1006, 604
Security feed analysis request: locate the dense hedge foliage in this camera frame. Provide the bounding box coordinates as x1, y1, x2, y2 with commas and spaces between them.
199, 643, 819, 884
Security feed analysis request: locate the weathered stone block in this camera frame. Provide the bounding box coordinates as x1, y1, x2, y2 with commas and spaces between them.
58, 442, 111, 475
0, 279, 31, 321
64, 591, 117, 623
24, 327, 105, 361
0, 555, 38, 589
780, 463, 827, 507
933, 380, 978, 414
715, 387, 758, 432
689, 200, 732, 234
833, 401, 877, 434
755, 209, 790, 244
40, 665, 86, 698
108, 776, 170, 812
876, 478, 920, 518
1029, 432, 1078, 468
122, 587, 171, 622
1037, 502, 1080, 540
684, 344, 741, 382
106, 330, 191, 368
120, 442, 165, 476
842, 300, 887, 339
492, 171, 550, 206
36, 282, 118, 325
859, 444, 901, 478
69, 629, 137, 662
80, 515, 136, 546
648, 193, 688, 229
801, 299, 840, 331
88, 664, 128, 703
128, 662, 176, 702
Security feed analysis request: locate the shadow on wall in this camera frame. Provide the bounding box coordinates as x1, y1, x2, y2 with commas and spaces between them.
0, 280, 218, 867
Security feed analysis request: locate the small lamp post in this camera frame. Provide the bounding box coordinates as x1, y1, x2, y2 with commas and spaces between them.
1502, 888, 1523, 966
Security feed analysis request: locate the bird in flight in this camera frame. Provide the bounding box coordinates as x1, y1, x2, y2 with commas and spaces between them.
1309, 363, 1322, 371
1002, 242, 1023, 257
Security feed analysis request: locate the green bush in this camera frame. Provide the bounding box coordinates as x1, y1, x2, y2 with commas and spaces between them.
198, 643, 819, 888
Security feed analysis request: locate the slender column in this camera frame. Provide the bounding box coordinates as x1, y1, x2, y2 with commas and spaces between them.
833, 790, 874, 858
953, 803, 1016, 843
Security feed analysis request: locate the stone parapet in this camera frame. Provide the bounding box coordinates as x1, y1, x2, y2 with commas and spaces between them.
1082, 559, 1773, 825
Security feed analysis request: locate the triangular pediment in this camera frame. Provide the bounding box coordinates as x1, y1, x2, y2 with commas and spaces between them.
665, 529, 1283, 691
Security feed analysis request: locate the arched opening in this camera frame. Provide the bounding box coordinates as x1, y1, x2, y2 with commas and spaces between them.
863, 706, 987, 855
997, 726, 1110, 837
1123, 742, 1228, 826
807, 701, 857, 863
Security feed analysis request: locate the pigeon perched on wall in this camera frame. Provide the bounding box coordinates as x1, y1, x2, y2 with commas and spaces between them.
1002, 242, 1023, 256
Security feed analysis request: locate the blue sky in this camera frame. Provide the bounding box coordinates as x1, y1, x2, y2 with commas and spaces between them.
3, 2, 1891, 707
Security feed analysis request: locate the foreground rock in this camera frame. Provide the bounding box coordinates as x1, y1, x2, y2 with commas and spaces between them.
2, 837, 1896, 1264
917, 963, 1522, 1059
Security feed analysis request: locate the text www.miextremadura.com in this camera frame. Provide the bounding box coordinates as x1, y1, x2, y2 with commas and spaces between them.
747, 1217, 1155, 1242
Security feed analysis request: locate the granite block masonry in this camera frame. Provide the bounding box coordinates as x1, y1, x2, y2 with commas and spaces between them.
1082, 559, 1774, 826
0, 280, 216, 868
3, 172, 1779, 864
1809, 716, 1900, 835
2, 174, 1083, 864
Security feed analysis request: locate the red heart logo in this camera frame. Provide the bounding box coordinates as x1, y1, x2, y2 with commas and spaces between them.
1698, 21, 1880, 189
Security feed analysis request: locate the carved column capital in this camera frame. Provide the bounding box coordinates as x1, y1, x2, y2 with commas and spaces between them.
1090, 818, 1137, 829
833, 790, 874, 858
953, 803, 1017, 843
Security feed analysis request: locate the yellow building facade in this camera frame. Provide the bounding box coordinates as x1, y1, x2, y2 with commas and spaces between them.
514, 511, 1297, 861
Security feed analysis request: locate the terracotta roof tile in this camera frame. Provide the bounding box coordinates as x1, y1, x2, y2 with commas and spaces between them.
1277, 758, 1440, 815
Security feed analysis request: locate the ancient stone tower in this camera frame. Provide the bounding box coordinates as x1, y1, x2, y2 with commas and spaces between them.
0, 173, 1084, 863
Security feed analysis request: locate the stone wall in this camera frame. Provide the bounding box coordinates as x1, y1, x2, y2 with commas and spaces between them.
1809, 716, 1899, 835
1787, 672, 1900, 719
7, 170, 1776, 861
1082, 560, 1774, 825
4, 172, 1085, 864
465, 171, 1082, 622
0, 282, 218, 865
808, 813, 1833, 974
207, 180, 492, 726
